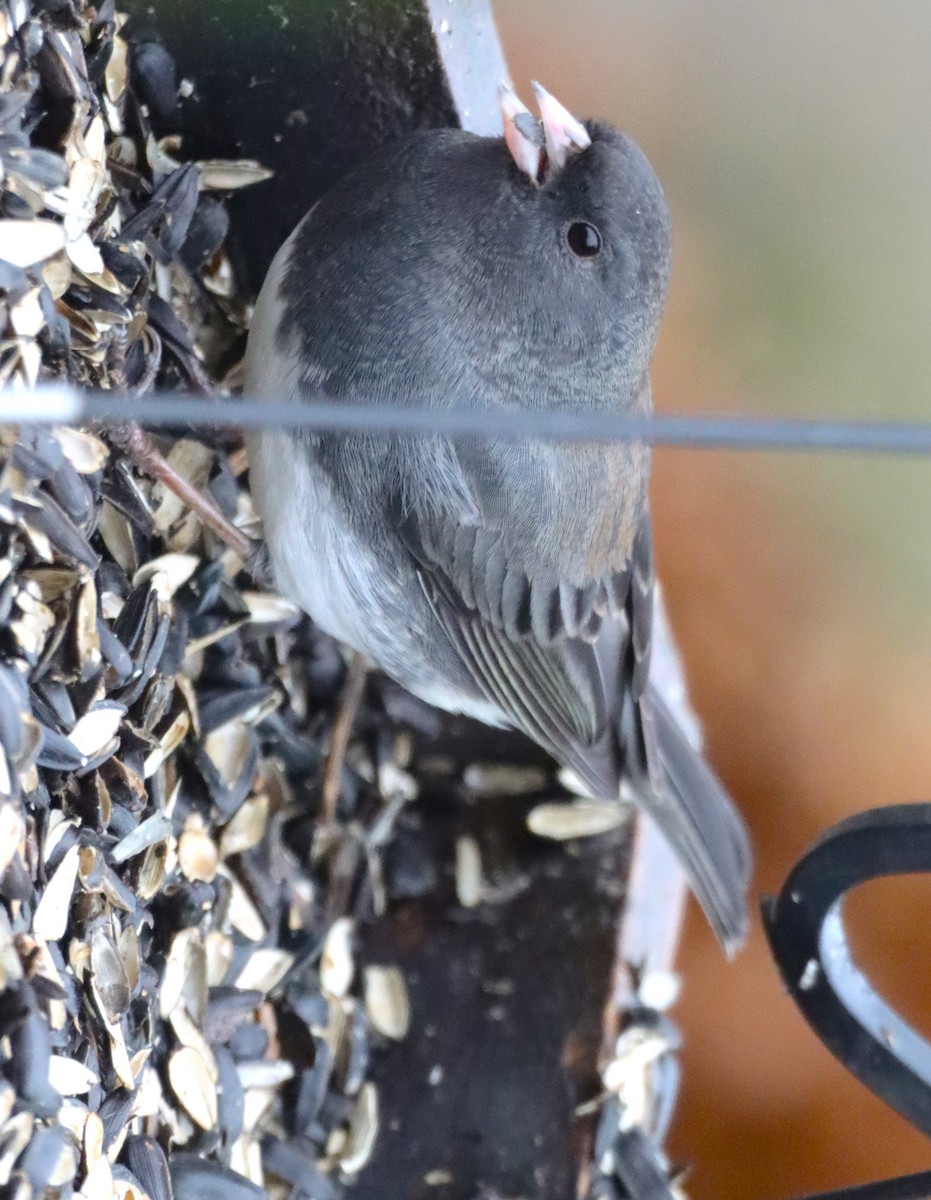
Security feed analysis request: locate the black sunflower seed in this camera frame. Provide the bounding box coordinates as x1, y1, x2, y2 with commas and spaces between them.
0, 78, 35, 130
16, 1123, 68, 1192
0, 258, 30, 294
13, 492, 99, 569
34, 28, 90, 104
169, 1155, 264, 1200
33, 678, 75, 728
0, 129, 31, 155
151, 165, 199, 262
292, 1042, 334, 1135
97, 617, 133, 680
342, 1002, 371, 1096
1, 851, 32, 903
99, 240, 149, 290
101, 463, 155, 533
100, 1088, 137, 1150
114, 609, 170, 708
111, 580, 156, 657
37, 284, 71, 352
181, 196, 229, 272
261, 1137, 336, 1200
228, 1020, 268, 1062
66, 279, 134, 323
8, 983, 61, 1119
198, 687, 274, 735
129, 41, 181, 129
214, 1045, 244, 1146
13, 429, 64, 479
202, 987, 262, 1046
0, 663, 27, 760
2, 190, 38, 218
125, 1134, 173, 1200
4, 144, 69, 188
35, 723, 85, 770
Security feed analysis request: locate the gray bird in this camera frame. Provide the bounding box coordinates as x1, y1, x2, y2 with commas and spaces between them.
245, 83, 750, 952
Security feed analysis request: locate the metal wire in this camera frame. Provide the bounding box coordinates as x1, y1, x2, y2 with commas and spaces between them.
5, 386, 931, 455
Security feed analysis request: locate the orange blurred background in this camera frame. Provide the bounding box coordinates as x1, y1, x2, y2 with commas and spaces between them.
497, 3, 931, 1196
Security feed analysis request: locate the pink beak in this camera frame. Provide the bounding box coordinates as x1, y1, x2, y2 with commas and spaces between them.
499, 82, 544, 184
499, 81, 591, 186
532, 81, 592, 171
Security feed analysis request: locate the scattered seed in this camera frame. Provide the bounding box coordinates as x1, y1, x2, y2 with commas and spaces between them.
48, 1055, 98, 1096
90, 926, 131, 1022
168, 1046, 218, 1130
32, 843, 80, 940
53, 426, 108, 474
234, 948, 293, 995
0, 218, 67, 266
145, 715, 190, 779
160, 928, 207, 1021
224, 873, 266, 943
68, 703, 125, 757
526, 799, 626, 841
219, 793, 269, 859
364, 966, 410, 1041
340, 1082, 379, 1176
110, 811, 172, 864
455, 836, 484, 908
170, 1006, 218, 1083
196, 160, 274, 191
320, 918, 354, 998
462, 762, 548, 797
133, 552, 199, 600
178, 820, 218, 882
202, 720, 254, 792
235, 1059, 294, 1089
239, 591, 301, 625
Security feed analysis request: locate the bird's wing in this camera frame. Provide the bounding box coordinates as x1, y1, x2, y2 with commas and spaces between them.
395, 438, 640, 789
396, 438, 750, 951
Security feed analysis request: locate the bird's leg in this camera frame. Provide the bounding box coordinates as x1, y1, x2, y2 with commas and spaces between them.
320, 651, 369, 829
108, 421, 258, 564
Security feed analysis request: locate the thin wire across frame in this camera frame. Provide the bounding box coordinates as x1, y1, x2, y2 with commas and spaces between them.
6, 387, 931, 454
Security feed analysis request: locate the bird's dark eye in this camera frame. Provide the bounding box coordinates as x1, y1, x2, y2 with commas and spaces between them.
566, 221, 602, 258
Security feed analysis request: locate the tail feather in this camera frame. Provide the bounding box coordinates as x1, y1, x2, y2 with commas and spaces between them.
634, 684, 751, 955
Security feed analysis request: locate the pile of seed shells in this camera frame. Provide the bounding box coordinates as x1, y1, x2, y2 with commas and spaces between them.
0, 1, 427, 1197
0, 0, 265, 392
0, 413, 425, 1200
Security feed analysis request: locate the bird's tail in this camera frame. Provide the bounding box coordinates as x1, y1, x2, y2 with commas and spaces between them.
630, 684, 751, 955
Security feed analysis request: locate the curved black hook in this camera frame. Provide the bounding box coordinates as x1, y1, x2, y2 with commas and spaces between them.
762, 803, 931, 1140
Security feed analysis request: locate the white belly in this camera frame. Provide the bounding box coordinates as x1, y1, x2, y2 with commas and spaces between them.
247, 429, 401, 655
243, 222, 505, 728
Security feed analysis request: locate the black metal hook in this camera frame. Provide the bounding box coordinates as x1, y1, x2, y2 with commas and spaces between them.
762, 803, 931, 1200
762, 803, 931, 1137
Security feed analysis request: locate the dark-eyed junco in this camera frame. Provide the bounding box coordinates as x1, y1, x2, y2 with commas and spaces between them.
245, 83, 750, 951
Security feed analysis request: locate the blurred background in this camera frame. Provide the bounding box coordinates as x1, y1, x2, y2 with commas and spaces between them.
496, 2, 931, 1197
